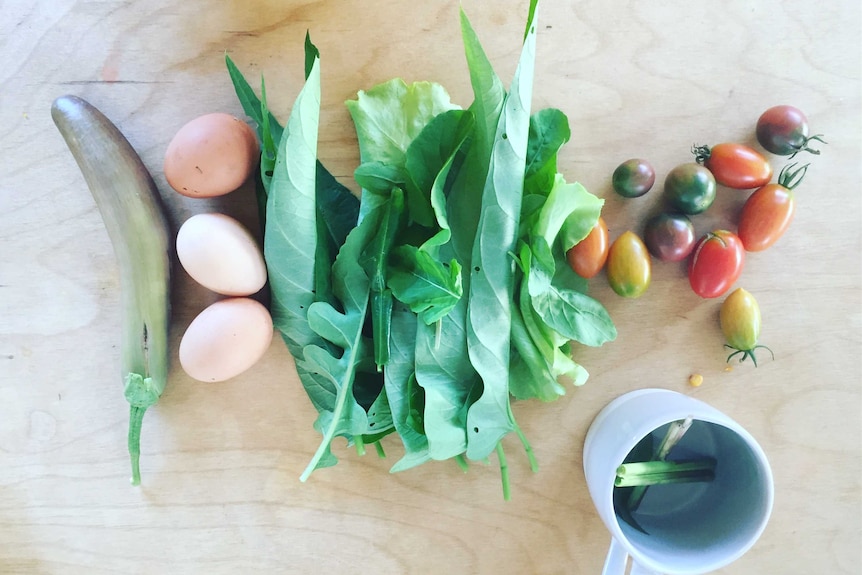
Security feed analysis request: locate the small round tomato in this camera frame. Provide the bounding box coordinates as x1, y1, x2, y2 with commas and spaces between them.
756, 105, 825, 158
612, 159, 656, 198
738, 163, 808, 251
720, 288, 773, 366
664, 163, 717, 215
567, 216, 609, 278
606, 231, 651, 298
643, 212, 696, 262
688, 230, 744, 298
693, 143, 772, 189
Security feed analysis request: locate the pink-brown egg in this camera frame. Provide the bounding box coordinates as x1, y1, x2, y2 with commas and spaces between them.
179, 297, 273, 383
164, 113, 259, 198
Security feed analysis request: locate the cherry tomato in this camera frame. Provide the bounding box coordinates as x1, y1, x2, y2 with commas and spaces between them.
606, 231, 651, 298
756, 105, 825, 158
643, 212, 696, 262
688, 230, 744, 298
693, 143, 772, 189
720, 288, 772, 367
664, 163, 716, 215
567, 216, 609, 278
738, 163, 808, 252
612, 159, 656, 198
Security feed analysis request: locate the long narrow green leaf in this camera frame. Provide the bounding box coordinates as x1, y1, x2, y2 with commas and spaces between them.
465, 2, 539, 461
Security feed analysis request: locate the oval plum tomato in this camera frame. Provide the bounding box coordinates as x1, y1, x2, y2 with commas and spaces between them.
720, 288, 773, 367
612, 159, 656, 198
664, 163, 717, 215
738, 163, 808, 252
693, 143, 772, 189
756, 105, 825, 158
643, 212, 696, 262
606, 231, 651, 298
567, 216, 609, 278
688, 230, 744, 298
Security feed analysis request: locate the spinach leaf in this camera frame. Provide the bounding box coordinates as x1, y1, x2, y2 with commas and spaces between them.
385, 307, 432, 472
527, 237, 617, 347
464, 0, 539, 462
524, 108, 570, 196
414, 294, 478, 460
264, 51, 323, 360
226, 52, 358, 235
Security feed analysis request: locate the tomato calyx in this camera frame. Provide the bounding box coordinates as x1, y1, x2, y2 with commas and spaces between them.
787, 134, 827, 159
777, 162, 809, 190
724, 343, 774, 367
691, 144, 712, 164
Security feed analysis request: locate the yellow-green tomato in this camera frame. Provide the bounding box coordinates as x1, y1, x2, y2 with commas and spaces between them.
719, 288, 772, 366
606, 231, 651, 298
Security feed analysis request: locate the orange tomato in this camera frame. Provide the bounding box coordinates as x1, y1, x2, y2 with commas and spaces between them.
694, 143, 772, 189
566, 216, 609, 279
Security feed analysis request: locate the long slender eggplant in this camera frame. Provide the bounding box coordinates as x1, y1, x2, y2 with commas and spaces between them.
52, 95, 171, 485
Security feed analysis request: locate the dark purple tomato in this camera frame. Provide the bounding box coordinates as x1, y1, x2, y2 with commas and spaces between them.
756, 105, 825, 158
612, 159, 656, 198
643, 213, 696, 262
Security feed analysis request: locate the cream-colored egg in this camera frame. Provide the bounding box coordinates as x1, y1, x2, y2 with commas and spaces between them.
179, 297, 273, 383
176, 213, 267, 296
164, 112, 259, 198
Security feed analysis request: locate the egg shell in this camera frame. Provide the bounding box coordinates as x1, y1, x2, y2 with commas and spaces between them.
164, 112, 259, 198
176, 213, 267, 296
179, 297, 273, 383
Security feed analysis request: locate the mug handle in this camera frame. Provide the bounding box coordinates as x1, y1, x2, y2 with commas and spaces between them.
603, 538, 662, 575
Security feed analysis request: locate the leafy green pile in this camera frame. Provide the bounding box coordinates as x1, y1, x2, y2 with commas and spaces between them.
226, 1, 616, 498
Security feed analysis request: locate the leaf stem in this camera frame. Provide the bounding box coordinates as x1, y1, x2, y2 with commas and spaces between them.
496, 442, 511, 501
454, 454, 470, 472
513, 420, 538, 472
374, 441, 386, 458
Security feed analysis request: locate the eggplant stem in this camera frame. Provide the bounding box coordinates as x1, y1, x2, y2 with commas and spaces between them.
128, 405, 147, 486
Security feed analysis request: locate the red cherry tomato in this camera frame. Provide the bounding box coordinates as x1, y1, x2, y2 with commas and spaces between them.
693, 143, 772, 189
567, 216, 609, 278
688, 230, 745, 298
738, 164, 808, 252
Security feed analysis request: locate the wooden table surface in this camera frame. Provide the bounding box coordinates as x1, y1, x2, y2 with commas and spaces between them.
2, 1, 860, 573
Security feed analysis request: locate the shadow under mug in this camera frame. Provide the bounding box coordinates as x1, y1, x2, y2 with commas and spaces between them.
583, 389, 774, 575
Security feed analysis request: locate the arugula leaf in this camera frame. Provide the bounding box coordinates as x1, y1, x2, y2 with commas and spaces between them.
358, 189, 406, 369
464, 1, 539, 461
301, 204, 385, 480
388, 246, 463, 324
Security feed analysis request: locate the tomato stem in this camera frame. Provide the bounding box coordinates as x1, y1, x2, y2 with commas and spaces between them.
725, 344, 774, 367
692, 144, 711, 164
777, 162, 810, 190
788, 134, 827, 159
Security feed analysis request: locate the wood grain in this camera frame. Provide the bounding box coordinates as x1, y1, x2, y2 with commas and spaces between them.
1, 0, 860, 573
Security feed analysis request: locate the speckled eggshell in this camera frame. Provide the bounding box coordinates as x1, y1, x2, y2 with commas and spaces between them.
164, 112, 259, 198
179, 297, 273, 383
175, 213, 267, 296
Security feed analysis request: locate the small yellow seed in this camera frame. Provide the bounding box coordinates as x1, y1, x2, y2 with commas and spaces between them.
689, 373, 704, 387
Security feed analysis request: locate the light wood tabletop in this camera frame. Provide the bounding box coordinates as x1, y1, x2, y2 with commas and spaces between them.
2, 1, 860, 573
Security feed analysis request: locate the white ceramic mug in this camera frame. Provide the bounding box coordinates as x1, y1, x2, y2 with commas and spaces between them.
583, 388, 774, 575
